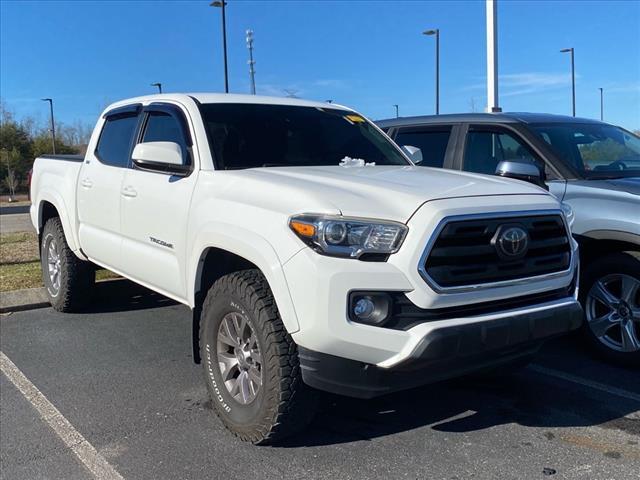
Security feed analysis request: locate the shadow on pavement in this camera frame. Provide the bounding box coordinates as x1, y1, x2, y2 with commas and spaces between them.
75, 278, 639, 449
278, 365, 639, 448
85, 278, 177, 313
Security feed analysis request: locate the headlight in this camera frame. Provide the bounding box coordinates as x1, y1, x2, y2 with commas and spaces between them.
561, 202, 575, 229
289, 214, 408, 258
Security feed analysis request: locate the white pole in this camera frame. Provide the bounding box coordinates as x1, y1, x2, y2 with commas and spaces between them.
486, 0, 501, 112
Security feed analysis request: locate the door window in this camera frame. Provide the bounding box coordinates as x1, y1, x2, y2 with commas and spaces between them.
142, 112, 189, 164
394, 128, 451, 168
95, 114, 139, 167
463, 128, 542, 175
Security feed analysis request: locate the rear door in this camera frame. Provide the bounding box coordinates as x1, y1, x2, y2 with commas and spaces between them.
390, 125, 459, 169
119, 103, 197, 300
77, 104, 141, 269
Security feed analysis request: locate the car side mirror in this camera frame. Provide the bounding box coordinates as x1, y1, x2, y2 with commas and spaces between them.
132, 142, 190, 176
495, 161, 547, 190
401, 145, 423, 165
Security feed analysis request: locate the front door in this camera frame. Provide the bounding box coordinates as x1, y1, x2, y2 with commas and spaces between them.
119, 103, 197, 300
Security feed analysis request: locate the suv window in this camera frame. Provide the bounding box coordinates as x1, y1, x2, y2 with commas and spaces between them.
95, 113, 139, 167
394, 127, 451, 168
463, 128, 542, 175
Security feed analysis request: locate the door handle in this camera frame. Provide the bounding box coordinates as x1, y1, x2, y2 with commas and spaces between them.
81, 178, 93, 189
121, 186, 137, 198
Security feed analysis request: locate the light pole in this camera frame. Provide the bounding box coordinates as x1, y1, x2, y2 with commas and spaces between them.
211, 1, 229, 93
423, 29, 440, 114
560, 47, 575, 116
393, 104, 399, 118
598, 87, 603, 121
151, 82, 162, 93
41, 98, 56, 154
485, 0, 501, 112
246, 29, 256, 95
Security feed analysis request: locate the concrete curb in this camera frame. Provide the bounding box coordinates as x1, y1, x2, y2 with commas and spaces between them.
0, 287, 50, 314
0, 279, 136, 314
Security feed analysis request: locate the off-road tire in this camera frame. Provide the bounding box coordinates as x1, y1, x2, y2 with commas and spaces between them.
40, 217, 95, 312
580, 252, 640, 367
199, 269, 318, 444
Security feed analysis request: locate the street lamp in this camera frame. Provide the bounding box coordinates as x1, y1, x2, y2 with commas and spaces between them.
151, 82, 162, 93
393, 104, 399, 118
41, 98, 56, 154
211, 1, 229, 93
560, 47, 575, 117
423, 29, 440, 115
598, 87, 604, 121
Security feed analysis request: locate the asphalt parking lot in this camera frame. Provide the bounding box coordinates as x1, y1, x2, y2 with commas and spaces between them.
1, 281, 639, 480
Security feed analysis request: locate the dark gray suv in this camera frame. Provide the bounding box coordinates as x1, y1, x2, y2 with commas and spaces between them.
378, 113, 640, 366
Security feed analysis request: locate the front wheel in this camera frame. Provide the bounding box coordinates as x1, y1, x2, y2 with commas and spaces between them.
199, 269, 318, 444
40, 217, 95, 312
580, 252, 640, 367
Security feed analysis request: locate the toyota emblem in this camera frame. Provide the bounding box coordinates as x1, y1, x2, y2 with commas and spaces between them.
495, 225, 529, 260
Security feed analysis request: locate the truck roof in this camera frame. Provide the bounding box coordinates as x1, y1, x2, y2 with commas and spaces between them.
376, 112, 606, 129
104, 93, 351, 113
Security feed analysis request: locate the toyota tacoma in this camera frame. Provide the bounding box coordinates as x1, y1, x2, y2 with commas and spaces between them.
30, 94, 582, 443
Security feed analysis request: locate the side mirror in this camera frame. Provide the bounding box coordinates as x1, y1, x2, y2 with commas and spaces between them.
495, 160, 548, 190
132, 142, 190, 176
401, 145, 423, 165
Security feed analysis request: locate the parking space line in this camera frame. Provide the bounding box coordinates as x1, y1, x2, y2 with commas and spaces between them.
0, 351, 124, 480
529, 364, 640, 403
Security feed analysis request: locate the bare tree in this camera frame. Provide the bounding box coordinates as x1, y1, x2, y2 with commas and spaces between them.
4, 166, 18, 201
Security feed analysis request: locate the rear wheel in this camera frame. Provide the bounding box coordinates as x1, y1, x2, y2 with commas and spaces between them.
580, 252, 640, 367
40, 217, 95, 312
199, 269, 318, 444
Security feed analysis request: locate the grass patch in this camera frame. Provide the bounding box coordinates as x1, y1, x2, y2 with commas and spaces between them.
0, 231, 39, 264
0, 261, 42, 291
0, 231, 118, 292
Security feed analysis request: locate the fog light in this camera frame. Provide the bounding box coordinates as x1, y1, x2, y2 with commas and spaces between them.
349, 292, 392, 326
354, 297, 375, 319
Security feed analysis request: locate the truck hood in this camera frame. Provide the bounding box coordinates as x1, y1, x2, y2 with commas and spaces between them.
219, 165, 549, 221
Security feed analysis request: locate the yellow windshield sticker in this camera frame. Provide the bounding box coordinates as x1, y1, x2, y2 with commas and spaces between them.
345, 114, 365, 123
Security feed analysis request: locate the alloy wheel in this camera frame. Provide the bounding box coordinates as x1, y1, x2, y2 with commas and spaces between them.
586, 273, 640, 353
216, 312, 263, 404
46, 237, 62, 294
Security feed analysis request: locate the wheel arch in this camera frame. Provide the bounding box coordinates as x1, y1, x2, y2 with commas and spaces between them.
575, 232, 640, 267
36, 193, 82, 255
189, 227, 300, 363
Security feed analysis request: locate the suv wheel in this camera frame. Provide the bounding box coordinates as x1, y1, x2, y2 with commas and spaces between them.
580, 252, 640, 366
199, 269, 318, 444
40, 217, 95, 312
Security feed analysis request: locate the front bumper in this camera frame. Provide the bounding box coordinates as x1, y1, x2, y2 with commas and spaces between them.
299, 298, 583, 398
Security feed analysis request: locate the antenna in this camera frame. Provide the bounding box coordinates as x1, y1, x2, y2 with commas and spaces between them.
246, 29, 256, 95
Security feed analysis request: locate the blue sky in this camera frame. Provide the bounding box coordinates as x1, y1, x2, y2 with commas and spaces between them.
1, 0, 639, 130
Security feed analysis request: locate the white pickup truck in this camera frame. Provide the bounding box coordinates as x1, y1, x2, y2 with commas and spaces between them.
30, 93, 582, 444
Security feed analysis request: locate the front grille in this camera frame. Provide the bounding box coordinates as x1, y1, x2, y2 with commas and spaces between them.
422, 214, 571, 288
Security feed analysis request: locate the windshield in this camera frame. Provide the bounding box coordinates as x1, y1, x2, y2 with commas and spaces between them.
530, 123, 640, 179
199, 103, 409, 169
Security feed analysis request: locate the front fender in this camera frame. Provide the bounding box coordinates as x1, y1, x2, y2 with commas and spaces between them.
187, 222, 301, 334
